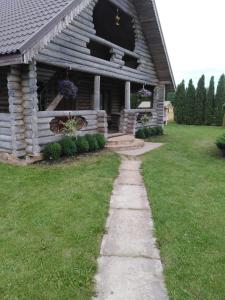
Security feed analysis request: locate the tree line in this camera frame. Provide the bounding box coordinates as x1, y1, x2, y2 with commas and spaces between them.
173, 74, 225, 126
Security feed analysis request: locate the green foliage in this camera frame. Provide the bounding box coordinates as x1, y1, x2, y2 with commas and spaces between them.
60, 136, 77, 157
195, 75, 206, 125
174, 74, 225, 126
76, 136, 90, 153
186, 79, 196, 125
144, 127, 151, 138
86, 134, 99, 152
43, 143, 62, 161
174, 80, 186, 124
216, 133, 225, 155
136, 126, 163, 139
215, 74, 225, 126
135, 128, 146, 139
94, 134, 106, 149
205, 76, 215, 125
166, 91, 176, 105
60, 116, 78, 137
155, 126, 164, 135
140, 114, 150, 126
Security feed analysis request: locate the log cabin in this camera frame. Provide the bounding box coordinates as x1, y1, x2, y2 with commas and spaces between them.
0, 0, 175, 158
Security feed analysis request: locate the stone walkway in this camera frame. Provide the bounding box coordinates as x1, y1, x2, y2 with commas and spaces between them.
93, 157, 168, 300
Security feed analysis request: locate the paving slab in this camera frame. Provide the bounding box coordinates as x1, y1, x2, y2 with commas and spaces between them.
93, 256, 168, 300
116, 142, 163, 156
101, 209, 160, 259
110, 193, 149, 210
116, 170, 143, 186
111, 184, 149, 209
120, 160, 141, 171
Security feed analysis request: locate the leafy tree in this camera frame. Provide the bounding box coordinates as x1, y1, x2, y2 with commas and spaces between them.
205, 76, 215, 125
215, 74, 225, 126
195, 75, 206, 125
185, 79, 196, 124
174, 80, 186, 124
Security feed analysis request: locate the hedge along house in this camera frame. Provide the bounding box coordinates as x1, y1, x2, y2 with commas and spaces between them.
0, 0, 175, 159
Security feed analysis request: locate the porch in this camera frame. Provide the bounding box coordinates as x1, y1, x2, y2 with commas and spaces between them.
0, 62, 165, 158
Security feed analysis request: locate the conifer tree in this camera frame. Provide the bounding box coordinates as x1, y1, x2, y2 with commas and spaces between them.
174, 80, 186, 124
186, 79, 196, 124
195, 75, 206, 125
205, 76, 215, 125
215, 74, 225, 126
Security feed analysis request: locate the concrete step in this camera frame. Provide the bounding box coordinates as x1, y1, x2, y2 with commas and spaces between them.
106, 135, 145, 151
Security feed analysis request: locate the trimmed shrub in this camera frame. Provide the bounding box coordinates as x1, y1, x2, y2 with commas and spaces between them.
135, 128, 146, 139
216, 134, 225, 155
76, 136, 89, 153
43, 143, 62, 161
94, 134, 106, 149
60, 136, 77, 157
155, 126, 163, 136
150, 127, 158, 136
86, 134, 99, 152
144, 127, 151, 138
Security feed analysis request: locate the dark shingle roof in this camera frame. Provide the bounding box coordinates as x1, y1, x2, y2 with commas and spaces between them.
0, 0, 74, 54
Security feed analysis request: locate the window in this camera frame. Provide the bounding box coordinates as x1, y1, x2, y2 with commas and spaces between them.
123, 54, 139, 69
93, 0, 135, 51
88, 41, 111, 61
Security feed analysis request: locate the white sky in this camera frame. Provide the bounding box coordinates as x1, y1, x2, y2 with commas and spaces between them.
155, 0, 225, 86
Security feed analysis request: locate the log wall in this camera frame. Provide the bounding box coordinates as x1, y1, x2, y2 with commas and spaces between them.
36, 0, 158, 85
0, 68, 9, 113
0, 113, 12, 154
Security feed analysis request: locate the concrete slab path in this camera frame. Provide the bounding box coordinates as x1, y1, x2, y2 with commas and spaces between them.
116, 142, 163, 156
93, 157, 168, 300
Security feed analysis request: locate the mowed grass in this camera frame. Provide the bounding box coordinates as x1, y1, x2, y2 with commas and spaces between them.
142, 124, 225, 300
0, 152, 120, 300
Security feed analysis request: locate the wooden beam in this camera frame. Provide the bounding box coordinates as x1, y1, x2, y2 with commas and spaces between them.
46, 93, 64, 111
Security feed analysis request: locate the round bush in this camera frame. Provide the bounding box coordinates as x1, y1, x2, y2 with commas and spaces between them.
60, 136, 77, 157
43, 143, 62, 161
216, 134, 225, 155
86, 134, 99, 152
151, 127, 158, 136
154, 126, 163, 136
144, 127, 152, 138
135, 128, 146, 139
94, 134, 106, 149
76, 136, 89, 153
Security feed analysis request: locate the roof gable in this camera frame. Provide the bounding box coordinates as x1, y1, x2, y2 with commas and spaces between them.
0, 0, 175, 89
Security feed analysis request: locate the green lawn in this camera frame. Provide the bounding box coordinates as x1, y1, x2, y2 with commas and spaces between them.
0, 152, 120, 300
142, 124, 225, 300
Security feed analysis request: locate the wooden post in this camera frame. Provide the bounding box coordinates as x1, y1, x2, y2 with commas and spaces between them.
7, 65, 26, 157
125, 81, 131, 110
93, 75, 101, 110
154, 84, 166, 127
22, 61, 40, 156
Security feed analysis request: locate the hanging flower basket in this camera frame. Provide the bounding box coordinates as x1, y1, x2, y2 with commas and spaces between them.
58, 80, 78, 100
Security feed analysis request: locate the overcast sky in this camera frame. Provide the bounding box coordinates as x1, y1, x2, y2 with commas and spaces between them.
155, 0, 225, 86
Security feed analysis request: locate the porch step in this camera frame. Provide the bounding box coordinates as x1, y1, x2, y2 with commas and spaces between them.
106, 135, 145, 151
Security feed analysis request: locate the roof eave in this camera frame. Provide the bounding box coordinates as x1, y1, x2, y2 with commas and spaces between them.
0, 54, 23, 67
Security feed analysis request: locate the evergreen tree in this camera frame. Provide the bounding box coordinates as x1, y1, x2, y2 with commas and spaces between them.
205, 76, 215, 125
195, 75, 206, 125
215, 74, 225, 126
174, 80, 186, 124
186, 79, 196, 124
